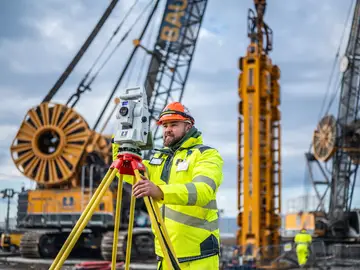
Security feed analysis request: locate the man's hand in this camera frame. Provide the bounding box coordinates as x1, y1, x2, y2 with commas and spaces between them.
133, 175, 164, 200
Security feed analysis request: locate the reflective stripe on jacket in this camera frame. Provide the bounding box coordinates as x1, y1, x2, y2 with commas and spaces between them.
112, 128, 224, 262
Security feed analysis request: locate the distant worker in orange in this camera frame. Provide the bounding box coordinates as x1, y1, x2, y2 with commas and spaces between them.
294, 228, 312, 267
113, 102, 224, 269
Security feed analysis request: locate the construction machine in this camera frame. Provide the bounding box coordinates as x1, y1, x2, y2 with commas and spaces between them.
0, 188, 23, 253
301, 0, 360, 259
0, 231, 23, 253
237, 0, 282, 267
9, 0, 208, 260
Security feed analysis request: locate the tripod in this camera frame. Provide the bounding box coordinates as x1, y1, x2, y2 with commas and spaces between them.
49, 151, 181, 270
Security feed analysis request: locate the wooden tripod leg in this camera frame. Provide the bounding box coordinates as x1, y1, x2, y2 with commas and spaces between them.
111, 174, 123, 270
133, 169, 181, 270
149, 196, 177, 258
124, 174, 137, 270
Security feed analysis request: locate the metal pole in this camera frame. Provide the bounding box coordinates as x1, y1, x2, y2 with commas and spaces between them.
6, 196, 10, 232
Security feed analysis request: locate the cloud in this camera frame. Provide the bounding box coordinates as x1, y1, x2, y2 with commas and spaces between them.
0, 159, 24, 182
0, 0, 162, 100
217, 188, 238, 217
0, 2, 87, 75
270, 0, 351, 62
282, 126, 314, 157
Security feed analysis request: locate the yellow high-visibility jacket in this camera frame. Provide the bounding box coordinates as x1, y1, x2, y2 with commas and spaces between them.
112, 127, 224, 262
294, 231, 312, 246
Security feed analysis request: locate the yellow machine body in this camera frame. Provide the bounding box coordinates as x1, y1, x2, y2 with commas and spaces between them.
1, 231, 23, 252
19, 188, 115, 223
284, 213, 315, 233
284, 212, 327, 238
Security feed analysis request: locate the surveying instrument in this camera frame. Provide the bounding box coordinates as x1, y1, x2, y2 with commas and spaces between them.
49, 86, 181, 270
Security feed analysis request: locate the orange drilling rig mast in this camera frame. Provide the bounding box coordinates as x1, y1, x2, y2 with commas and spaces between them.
237, 0, 281, 263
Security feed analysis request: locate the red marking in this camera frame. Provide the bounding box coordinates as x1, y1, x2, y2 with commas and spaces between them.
110, 153, 146, 175
74, 261, 124, 270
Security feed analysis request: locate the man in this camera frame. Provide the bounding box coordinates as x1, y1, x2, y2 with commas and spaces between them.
294, 228, 312, 268
113, 102, 224, 269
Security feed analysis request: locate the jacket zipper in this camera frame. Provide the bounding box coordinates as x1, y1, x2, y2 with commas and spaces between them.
162, 151, 175, 219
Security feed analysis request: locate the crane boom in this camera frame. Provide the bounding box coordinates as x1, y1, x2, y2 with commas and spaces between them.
237, 0, 281, 263
144, 0, 208, 151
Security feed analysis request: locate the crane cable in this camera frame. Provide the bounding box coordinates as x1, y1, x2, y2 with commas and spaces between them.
137, 6, 158, 85
98, 0, 157, 134
124, 1, 158, 89
66, 0, 154, 107
85, 0, 140, 79
93, 0, 162, 131
86, 0, 155, 86
42, 0, 120, 103
302, 2, 355, 222
300, 160, 312, 229
65, 0, 139, 107
317, 0, 355, 121
307, 0, 355, 154
322, 2, 355, 118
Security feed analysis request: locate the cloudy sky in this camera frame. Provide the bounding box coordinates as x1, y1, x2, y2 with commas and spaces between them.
0, 0, 357, 222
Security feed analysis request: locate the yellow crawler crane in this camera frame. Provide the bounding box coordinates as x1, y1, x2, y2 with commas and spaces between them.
237, 0, 282, 267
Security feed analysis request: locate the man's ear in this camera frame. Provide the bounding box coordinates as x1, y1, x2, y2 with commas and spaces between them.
186, 123, 193, 132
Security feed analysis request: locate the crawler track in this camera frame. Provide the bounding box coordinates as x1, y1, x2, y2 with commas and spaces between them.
19, 230, 59, 258
101, 228, 155, 262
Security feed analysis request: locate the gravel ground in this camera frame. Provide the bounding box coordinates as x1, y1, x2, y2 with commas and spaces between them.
0, 262, 74, 270
1, 260, 358, 270
0, 262, 358, 270
0, 252, 357, 270
0, 256, 158, 270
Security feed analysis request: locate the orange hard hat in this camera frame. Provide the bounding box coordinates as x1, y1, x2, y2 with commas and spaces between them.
157, 102, 194, 125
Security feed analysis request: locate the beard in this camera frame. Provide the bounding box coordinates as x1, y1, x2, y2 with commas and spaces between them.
163, 129, 186, 147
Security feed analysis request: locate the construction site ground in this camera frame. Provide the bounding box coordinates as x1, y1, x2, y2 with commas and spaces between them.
0, 255, 158, 270
0, 251, 158, 270
0, 254, 359, 270
1, 238, 359, 270
0, 260, 358, 270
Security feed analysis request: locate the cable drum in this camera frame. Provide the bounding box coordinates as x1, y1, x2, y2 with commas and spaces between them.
313, 115, 337, 162
10, 102, 91, 187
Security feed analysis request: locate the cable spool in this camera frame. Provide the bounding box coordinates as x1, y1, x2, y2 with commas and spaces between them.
10, 103, 91, 187
313, 115, 337, 162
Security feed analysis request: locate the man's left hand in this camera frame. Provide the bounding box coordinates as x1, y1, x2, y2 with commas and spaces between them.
133, 177, 164, 200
